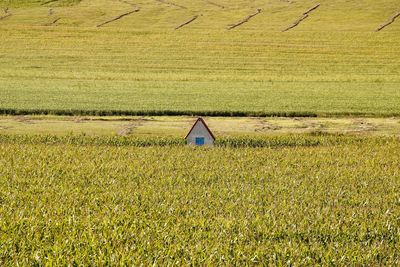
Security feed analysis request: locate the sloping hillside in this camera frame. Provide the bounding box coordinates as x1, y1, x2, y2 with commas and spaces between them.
0, 0, 399, 31
0, 0, 399, 116
0, 0, 80, 7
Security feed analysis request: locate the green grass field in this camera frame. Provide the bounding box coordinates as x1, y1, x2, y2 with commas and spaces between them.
0, 0, 399, 116
0, 134, 399, 265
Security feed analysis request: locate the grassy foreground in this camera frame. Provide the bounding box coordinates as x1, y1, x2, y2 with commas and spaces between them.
0, 0, 400, 117
0, 134, 399, 265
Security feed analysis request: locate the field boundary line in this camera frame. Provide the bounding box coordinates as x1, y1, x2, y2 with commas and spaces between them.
175, 15, 199, 30
96, 8, 140, 27
282, 3, 320, 32
375, 11, 400, 31
227, 8, 262, 30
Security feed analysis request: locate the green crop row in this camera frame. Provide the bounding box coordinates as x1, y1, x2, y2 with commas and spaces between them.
0, 108, 320, 118
0, 134, 399, 265
0, 133, 394, 148
3, 108, 400, 118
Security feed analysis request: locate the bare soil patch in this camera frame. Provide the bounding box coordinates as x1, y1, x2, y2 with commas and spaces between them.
116, 119, 148, 136
14, 116, 34, 124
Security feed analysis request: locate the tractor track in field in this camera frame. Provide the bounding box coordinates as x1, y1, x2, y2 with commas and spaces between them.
282, 3, 320, 32
96, 8, 140, 27
155, 0, 187, 9
175, 15, 199, 30
204, 0, 225, 9
117, 119, 148, 136
44, 17, 61, 26
375, 11, 400, 31
0, 7, 11, 20
41, 0, 61, 6
118, 0, 137, 8
227, 8, 262, 30
43, 8, 60, 26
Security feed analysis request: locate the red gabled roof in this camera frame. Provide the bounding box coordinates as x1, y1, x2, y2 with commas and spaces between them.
185, 117, 216, 140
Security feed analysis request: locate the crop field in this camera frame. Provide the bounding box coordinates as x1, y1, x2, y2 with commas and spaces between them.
0, 134, 399, 265
1, 0, 400, 264
0, 0, 400, 116
1, 115, 400, 136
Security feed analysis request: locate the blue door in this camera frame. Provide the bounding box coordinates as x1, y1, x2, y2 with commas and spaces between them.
195, 137, 205, 146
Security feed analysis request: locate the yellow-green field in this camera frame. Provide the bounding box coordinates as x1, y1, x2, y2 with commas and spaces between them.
1, 115, 400, 136
0, 0, 399, 116
1, 134, 399, 265
1, 1, 400, 264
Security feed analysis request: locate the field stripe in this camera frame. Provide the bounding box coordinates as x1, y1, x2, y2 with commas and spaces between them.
41, 0, 61, 6
227, 8, 262, 30
375, 11, 400, 32
282, 4, 320, 32
96, 8, 140, 27
175, 15, 199, 30
44, 17, 61, 26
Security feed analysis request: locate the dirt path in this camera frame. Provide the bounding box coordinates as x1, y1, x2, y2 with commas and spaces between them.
175, 15, 199, 30
282, 4, 320, 32
96, 8, 140, 27
227, 8, 262, 30
375, 11, 400, 31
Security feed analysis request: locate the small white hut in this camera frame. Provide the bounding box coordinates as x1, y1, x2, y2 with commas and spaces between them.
185, 117, 215, 146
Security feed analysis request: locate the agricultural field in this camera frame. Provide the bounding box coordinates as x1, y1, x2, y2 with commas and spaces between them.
0, 134, 399, 265
1, 0, 400, 265
0, 0, 400, 116
1, 115, 400, 136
